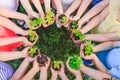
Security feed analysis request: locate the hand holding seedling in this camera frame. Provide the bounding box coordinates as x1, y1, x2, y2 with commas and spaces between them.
66, 57, 82, 80
41, 57, 51, 70
33, 57, 41, 71
22, 37, 33, 46
21, 47, 30, 57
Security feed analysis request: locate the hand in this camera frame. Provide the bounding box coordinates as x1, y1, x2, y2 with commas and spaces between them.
66, 57, 80, 76
25, 56, 35, 62
41, 57, 51, 70
33, 57, 40, 71
28, 11, 39, 19
70, 33, 81, 45
22, 37, 33, 46
21, 47, 30, 57
51, 65, 58, 77
80, 44, 95, 60
58, 61, 65, 75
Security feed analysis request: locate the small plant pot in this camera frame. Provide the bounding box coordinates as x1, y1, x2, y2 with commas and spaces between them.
27, 31, 39, 45
28, 46, 40, 57
37, 54, 48, 66
30, 18, 43, 30
58, 14, 68, 25
69, 21, 79, 31
52, 61, 61, 71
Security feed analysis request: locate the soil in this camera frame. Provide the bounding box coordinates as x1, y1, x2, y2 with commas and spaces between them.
37, 54, 48, 66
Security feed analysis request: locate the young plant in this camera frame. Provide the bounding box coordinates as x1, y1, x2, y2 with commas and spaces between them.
44, 9, 55, 25
58, 14, 67, 24
84, 40, 93, 55
72, 29, 85, 40
37, 54, 48, 66
69, 55, 83, 70
30, 18, 45, 28
28, 47, 38, 57
70, 21, 79, 29
28, 27, 38, 43
52, 60, 61, 70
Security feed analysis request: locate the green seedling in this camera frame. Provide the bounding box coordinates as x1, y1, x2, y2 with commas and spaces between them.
29, 47, 38, 57
30, 18, 45, 27
28, 27, 37, 42
70, 21, 79, 29
84, 40, 93, 55
44, 9, 55, 25
59, 15, 67, 24
73, 29, 85, 40
53, 60, 61, 70
69, 55, 83, 70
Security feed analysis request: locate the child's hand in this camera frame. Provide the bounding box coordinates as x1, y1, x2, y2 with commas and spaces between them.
33, 57, 40, 71
22, 37, 33, 46
41, 57, 51, 70
70, 14, 80, 21
58, 61, 65, 75
51, 65, 58, 77
66, 57, 80, 76
21, 47, 30, 57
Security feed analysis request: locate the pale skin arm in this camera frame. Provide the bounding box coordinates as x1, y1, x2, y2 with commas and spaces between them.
21, 58, 40, 80
0, 37, 32, 46
71, 0, 92, 21
64, 0, 82, 18
10, 57, 34, 80
52, 0, 63, 14
0, 16, 28, 35
80, 6, 109, 34
78, 0, 109, 29
0, 47, 29, 61
40, 57, 51, 80
20, 0, 39, 18
0, 6, 29, 26
44, 0, 51, 13
32, 0, 45, 19
93, 41, 119, 52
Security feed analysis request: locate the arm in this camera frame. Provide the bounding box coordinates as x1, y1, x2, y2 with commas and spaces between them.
50, 67, 58, 80
53, 0, 63, 14
0, 37, 32, 46
21, 58, 40, 80
71, 0, 92, 20
0, 47, 29, 61
0, 6, 29, 26
44, 0, 51, 13
64, 0, 82, 18
58, 62, 69, 80
40, 57, 51, 80
93, 41, 119, 52
0, 16, 28, 35
32, 0, 45, 19
10, 57, 33, 80
20, 0, 39, 18
80, 64, 111, 80
78, 0, 109, 29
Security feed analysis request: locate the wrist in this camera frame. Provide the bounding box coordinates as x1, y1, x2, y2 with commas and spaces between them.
32, 67, 39, 73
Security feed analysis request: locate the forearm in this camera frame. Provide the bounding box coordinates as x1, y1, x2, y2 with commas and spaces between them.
53, 0, 63, 14
59, 73, 69, 80
81, 6, 109, 34
80, 65, 111, 80
92, 55, 108, 72
44, 0, 51, 13
93, 41, 118, 52
0, 6, 28, 21
65, 0, 82, 16
75, 72, 82, 80
51, 74, 57, 80
0, 16, 26, 35
20, 0, 34, 15
76, 0, 92, 18
32, 0, 45, 18
0, 52, 24, 61
85, 32, 120, 42
80, 0, 109, 22
40, 69, 48, 80
21, 68, 39, 80
0, 37, 24, 46
11, 58, 31, 80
